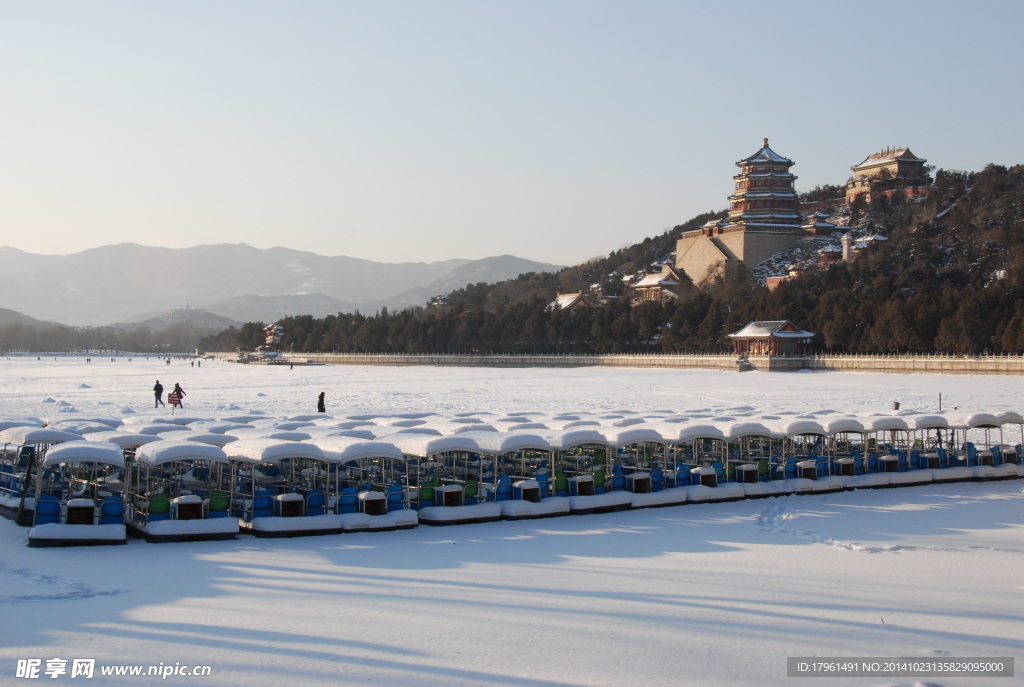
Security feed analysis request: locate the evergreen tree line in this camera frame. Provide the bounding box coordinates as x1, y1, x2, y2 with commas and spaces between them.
0, 321, 213, 354
197, 164, 1024, 355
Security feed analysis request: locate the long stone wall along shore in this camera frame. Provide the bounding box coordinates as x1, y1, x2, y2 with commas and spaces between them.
208, 352, 1024, 375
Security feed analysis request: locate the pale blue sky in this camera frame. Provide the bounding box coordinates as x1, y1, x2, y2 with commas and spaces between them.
1, 1, 1021, 265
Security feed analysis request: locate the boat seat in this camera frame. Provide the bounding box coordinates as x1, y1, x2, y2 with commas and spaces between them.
207, 491, 230, 517
610, 464, 625, 491
253, 490, 273, 518
148, 495, 171, 521
34, 494, 61, 525
593, 471, 606, 494
386, 484, 405, 512
464, 479, 479, 506
338, 487, 359, 514
495, 474, 513, 502
305, 489, 326, 516
674, 464, 692, 486
553, 471, 568, 497
416, 486, 435, 510
99, 497, 124, 524
18, 446, 35, 469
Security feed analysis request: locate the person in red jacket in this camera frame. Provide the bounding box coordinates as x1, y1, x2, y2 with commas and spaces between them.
170, 383, 186, 409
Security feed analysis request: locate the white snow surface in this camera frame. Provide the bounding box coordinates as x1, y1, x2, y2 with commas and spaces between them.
26, 523, 126, 541
1, 358, 1024, 685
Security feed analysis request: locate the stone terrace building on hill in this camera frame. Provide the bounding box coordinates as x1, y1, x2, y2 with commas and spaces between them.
845, 147, 929, 203
676, 139, 805, 283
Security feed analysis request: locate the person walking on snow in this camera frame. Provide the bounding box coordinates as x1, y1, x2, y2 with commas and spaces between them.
154, 380, 165, 408
171, 383, 186, 409
317, 392, 326, 413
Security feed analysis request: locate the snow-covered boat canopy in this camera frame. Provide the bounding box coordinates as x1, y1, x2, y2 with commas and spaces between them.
159, 416, 206, 426
0, 418, 44, 432
224, 428, 312, 442
457, 431, 552, 454
909, 415, 950, 431
448, 416, 489, 424
720, 422, 781, 441
121, 424, 191, 436
40, 440, 125, 468
670, 423, 726, 442
122, 415, 176, 426
861, 416, 910, 432
301, 426, 364, 439
183, 433, 239, 447
226, 439, 327, 463
377, 433, 481, 458
506, 422, 549, 431
154, 429, 199, 441
428, 420, 500, 436
311, 436, 405, 463
287, 414, 328, 422
259, 431, 312, 441
997, 411, 1024, 425
185, 421, 254, 434
555, 419, 602, 430
605, 417, 647, 428
601, 426, 665, 448
0, 427, 83, 445
325, 420, 378, 430
47, 416, 122, 429
46, 420, 116, 435
386, 418, 429, 428
84, 431, 164, 449
218, 414, 268, 424
331, 430, 376, 440
135, 440, 230, 466
272, 421, 316, 431
964, 412, 1001, 429
778, 419, 827, 437
824, 417, 866, 434
537, 428, 609, 451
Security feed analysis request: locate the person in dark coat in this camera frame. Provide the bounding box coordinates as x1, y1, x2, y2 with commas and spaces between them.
154, 380, 165, 408
171, 383, 186, 409
317, 392, 326, 413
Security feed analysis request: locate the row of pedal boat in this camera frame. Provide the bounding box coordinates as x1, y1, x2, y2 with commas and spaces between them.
1, 409, 1022, 547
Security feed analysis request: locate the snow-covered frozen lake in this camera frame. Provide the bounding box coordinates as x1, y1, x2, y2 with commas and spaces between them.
5, 355, 1023, 419
1, 358, 1022, 686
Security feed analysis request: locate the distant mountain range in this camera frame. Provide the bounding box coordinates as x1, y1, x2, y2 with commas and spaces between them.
0, 307, 54, 327
0, 244, 561, 326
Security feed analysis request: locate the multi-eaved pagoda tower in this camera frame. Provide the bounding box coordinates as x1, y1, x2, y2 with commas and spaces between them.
675, 139, 805, 282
